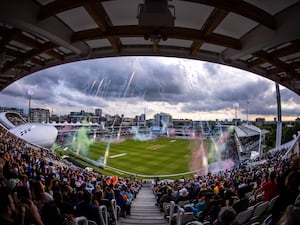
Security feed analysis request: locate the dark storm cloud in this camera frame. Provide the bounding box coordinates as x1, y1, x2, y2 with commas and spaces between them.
280, 88, 300, 104
1, 86, 26, 98
24, 57, 206, 106
213, 79, 271, 102
0, 56, 299, 119
180, 78, 284, 117
181, 100, 230, 112
58, 100, 79, 108
53, 57, 185, 101
23, 69, 60, 88
59, 92, 78, 102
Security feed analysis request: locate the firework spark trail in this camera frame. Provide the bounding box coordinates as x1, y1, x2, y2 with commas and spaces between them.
190, 139, 208, 176
101, 79, 111, 97
104, 115, 118, 166
105, 71, 136, 165
123, 71, 135, 98
95, 78, 104, 96
103, 142, 110, 166
199, 121, 208, 174
105, 64, 137, 164
201, 142, 208, 175
117, 71, 135, 138
200, 121, 204, 132
90, 80, 97, 94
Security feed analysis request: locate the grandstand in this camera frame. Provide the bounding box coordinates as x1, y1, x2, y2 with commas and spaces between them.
234, 124, 269, 160
1, 120, 300, 225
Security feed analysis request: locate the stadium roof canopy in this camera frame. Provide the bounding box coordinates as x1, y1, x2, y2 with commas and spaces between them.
0, 0, 300, 94
235, 124, 268, 138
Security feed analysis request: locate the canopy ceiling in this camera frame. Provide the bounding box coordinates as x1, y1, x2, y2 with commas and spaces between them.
0, 0, 300, 94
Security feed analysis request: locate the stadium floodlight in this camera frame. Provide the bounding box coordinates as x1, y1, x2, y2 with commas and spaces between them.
28, 89, 34, 122
233, 102, 239, 126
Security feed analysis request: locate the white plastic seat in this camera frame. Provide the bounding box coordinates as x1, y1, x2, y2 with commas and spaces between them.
182, 212, 194, 225
88, 221, 97, 225
252, 201, 269, 218
167, 201, 177, 225
163, 202, 171, 218
163, 202, 170, 212
176, 207, 185, 225
111, 199, 120, 225
245, 191, 253, 198
178, 200, 190, 207
171, 206, 194, 225
99, 205, 108, 225
74, 216, 88, 225
186, 221, 204, 225
261, 214, 272, 225
233, 207, 254, 225
267, 195, 279, 212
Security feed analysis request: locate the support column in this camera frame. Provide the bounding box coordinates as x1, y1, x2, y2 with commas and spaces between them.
275, 83, 282, 150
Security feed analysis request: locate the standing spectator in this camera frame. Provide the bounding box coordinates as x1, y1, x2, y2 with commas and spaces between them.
254, 171, 278, 202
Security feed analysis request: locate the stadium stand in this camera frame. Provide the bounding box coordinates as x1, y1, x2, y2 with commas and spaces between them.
1, 122, 300, 225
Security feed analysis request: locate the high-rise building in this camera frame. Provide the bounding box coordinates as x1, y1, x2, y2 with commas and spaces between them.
135, 113, 146, 126
49, 114, 60, 123
95, 108, 102, 117
153, 112, 172, 127
70, 110, 90, 123
255, 118, 266, 126
29, 108, 50, 123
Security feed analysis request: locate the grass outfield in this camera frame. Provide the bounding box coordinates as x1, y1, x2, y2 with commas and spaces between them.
84, 138, 210, 176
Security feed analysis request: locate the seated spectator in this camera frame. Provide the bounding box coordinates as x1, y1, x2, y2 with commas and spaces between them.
186, 195, 206, 217
159, 188, 177, 212
231, 196, 249, 214
177, 187, 190, 203
271, 170, 300, 224
41, 201, 73, 225
199, 192, 221, 224
277, 205, 300, 225
214, 182, 224, 197
75, 190, 100, 225
0, 187, 18, 225
31, 180, 54, 209
103, 184, 115, 201
114, 188, 130, 216
213, 207, 236, 225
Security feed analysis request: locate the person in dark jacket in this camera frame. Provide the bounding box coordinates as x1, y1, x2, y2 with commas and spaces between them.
75, 190, 101, 225
271, 170, 300, 224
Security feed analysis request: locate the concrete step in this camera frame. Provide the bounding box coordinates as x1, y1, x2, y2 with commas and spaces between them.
120, 184, 167, 225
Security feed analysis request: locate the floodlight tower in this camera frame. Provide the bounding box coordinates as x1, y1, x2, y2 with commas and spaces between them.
275, 83, 282, 149
246, 100, 249, 124
233, 102, 239, 126
28, 90, 34, 122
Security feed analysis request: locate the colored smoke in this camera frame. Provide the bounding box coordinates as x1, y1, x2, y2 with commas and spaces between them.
72, 125, 93, 156
131, 126, 154, 141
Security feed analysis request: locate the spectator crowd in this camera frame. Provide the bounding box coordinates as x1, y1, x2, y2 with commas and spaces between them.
0, 125, 141, 225
153, 142, 300, 225
0, 123, 300, 225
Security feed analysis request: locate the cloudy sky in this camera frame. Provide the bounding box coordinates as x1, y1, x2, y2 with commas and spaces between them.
0, 56, 299, 121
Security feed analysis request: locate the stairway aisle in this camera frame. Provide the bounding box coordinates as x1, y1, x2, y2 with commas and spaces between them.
120, 182, 167, 225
